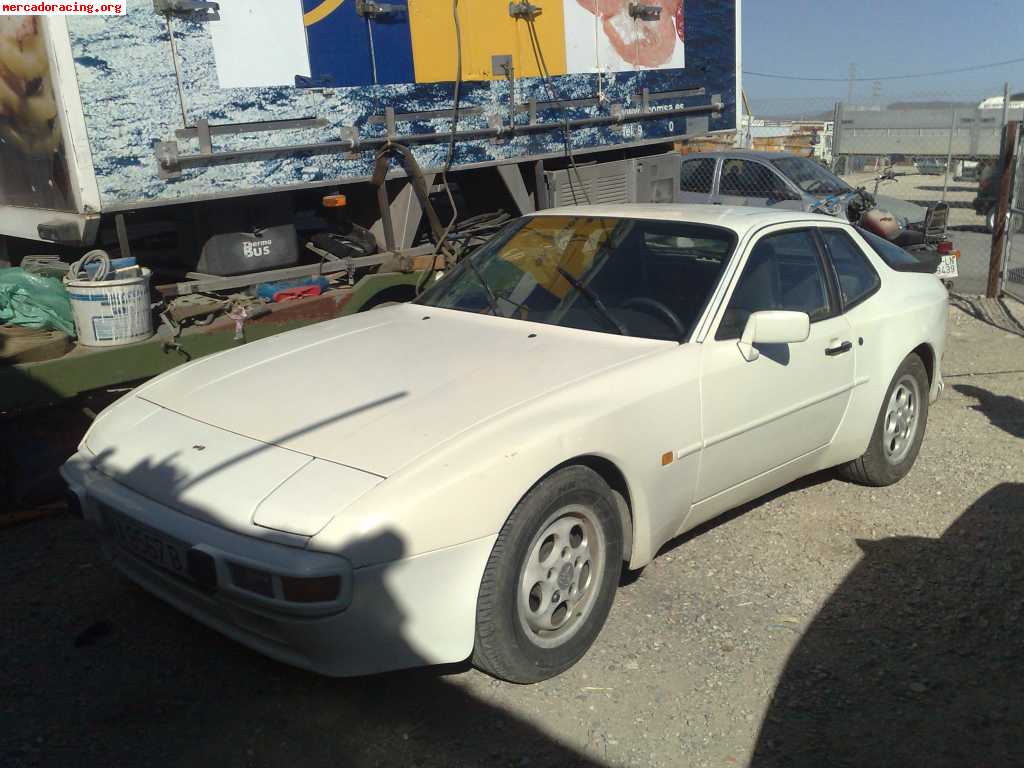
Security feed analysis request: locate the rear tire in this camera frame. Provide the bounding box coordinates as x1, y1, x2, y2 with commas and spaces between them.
472, 465, 622, 683
840, 353, 929, 486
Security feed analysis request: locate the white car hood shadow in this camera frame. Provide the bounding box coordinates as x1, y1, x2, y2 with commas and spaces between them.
135, 303, 669, 478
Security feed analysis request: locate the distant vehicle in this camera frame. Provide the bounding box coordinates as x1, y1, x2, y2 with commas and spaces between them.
974, 162, 1024, 233
954, 160, 981, 182
678, 151, 957, 279
679, 151, 927, 224
63, 206, 947, 683
913, 158, 947, 176
978, 93, 1024, 110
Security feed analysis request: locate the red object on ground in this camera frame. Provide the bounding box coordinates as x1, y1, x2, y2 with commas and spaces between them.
272, 285, 323, 303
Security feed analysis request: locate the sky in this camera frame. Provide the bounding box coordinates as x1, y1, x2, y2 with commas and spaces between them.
741, 0, 1024, 116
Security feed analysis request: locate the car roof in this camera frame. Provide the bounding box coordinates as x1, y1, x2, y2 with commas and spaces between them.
529, 204, 845, 238
679, 150, 809, 161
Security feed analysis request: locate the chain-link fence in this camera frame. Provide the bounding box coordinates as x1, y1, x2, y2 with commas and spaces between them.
1001, 123, 1024, 302
673, 84, 1024, 294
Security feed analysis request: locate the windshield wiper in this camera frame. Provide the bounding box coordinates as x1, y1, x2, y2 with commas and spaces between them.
463, 257, 501, 316
554, 265, 628, 336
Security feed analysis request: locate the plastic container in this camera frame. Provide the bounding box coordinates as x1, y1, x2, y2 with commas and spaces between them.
255, 276, 329, 301
64, 268, 154, 347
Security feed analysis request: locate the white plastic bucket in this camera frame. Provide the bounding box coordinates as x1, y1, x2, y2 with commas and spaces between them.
65, 268, 154, 347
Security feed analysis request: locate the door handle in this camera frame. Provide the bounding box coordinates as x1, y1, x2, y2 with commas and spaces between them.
825, 341, 853, 356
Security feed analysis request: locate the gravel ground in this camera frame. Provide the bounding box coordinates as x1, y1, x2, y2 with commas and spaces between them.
3, 300, 1024, 768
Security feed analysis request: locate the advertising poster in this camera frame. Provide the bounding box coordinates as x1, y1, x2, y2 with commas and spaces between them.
208, 0, 686, 88
0, 15, 73, 211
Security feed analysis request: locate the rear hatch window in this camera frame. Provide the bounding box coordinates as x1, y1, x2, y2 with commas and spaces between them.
856, 227, 940, 273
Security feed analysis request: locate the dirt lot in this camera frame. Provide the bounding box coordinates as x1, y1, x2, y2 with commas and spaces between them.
3, 299, 1024, 768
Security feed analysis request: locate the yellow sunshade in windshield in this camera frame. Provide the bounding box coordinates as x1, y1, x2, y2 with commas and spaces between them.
500, 217, 616, 300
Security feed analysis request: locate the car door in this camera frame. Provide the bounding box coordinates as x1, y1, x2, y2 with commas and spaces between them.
716, 158, 804, 209
692, 226, 855, 514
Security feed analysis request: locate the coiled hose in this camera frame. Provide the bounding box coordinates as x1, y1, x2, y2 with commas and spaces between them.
68, 249, 111, 282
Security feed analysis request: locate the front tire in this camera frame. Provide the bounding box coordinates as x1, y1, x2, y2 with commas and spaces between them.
472, 465, 623, 683
840, 353, 930, 486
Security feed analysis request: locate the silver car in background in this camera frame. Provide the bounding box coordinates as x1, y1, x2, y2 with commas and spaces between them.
677, 151, 928, 229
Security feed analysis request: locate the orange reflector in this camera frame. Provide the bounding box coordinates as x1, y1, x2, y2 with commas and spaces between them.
661, 451, 674, 466
322, 194, 347, 208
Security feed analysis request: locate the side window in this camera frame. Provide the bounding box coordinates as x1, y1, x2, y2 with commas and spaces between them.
819, 229, 880, 309
719, 160, 791, 198
680, 158, 716, 194
716, 230, 832, 340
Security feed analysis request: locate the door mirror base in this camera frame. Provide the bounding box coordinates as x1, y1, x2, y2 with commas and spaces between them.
737, 339, 760, 362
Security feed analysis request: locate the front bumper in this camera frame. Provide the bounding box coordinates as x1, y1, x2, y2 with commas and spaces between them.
62, 453, 496, 677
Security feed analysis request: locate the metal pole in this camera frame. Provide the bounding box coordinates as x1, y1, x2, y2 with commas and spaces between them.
832, 102, 843, 172
988, 120, 1019, 298
941, 110, 956, 202
160, 101, 725, 174
1002, 82, 1011, 129
164, 15, 189, 127
533, 160, 548, 210
114, 214, 132, 261
1002, 125, 1022, 293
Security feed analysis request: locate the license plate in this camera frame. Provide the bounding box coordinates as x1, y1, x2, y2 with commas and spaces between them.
935, 254, 958, 278
104, 507, 190, 579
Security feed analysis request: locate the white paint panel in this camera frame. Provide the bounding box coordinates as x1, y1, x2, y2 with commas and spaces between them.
209, 0, 310, 89
253, 459, 383, 537
84, 398, 313, 535
136, 302, 666, 477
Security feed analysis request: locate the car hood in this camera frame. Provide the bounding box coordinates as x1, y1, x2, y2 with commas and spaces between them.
134, 303, 668, 478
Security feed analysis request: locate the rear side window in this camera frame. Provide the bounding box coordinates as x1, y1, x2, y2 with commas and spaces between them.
680, 158, 715, 193
855, 227, 928, 269
819, 229, 880, 309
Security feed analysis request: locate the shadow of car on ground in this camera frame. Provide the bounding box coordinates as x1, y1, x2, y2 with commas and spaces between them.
750, 482, 1024, 767
954, 385, 1024, 439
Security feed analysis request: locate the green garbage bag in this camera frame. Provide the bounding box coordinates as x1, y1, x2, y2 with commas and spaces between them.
0, 267, 76, 337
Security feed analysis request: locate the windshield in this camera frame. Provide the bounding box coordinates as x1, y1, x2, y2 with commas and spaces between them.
771, 157, 852, 196
417, 215, 737, 342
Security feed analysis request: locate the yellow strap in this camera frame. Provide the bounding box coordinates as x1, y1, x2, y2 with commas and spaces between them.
304, 0, 345, 26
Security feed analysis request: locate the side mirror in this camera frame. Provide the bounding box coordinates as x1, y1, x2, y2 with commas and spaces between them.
737, 310, 810, 362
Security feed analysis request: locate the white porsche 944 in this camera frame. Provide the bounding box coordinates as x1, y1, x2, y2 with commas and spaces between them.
63, 205, 947, 683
